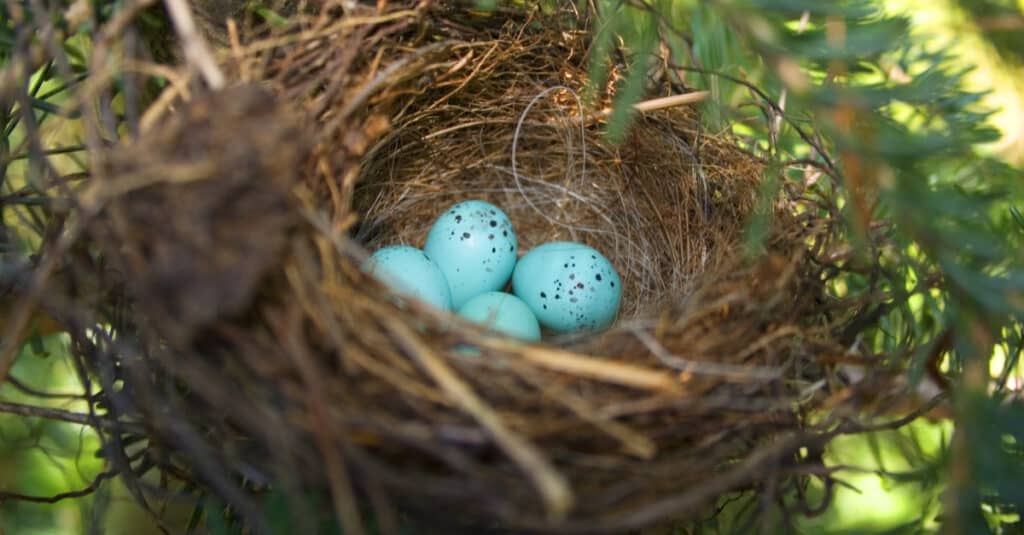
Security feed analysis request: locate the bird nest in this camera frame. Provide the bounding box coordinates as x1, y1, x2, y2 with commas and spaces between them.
5, 1, 919, 533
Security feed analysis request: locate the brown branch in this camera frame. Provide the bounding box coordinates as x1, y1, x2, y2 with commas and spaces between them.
162, 0, 225, 89
385, 317, 574, 519
285, 245, 366, 535
0, 469, 116, 504
836, 392, 949, 434
671, 64, 839, 176
508, 429, 821, 533
0, 399, 146, 434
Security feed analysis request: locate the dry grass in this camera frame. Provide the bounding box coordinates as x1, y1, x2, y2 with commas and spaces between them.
0, 1, 916, 533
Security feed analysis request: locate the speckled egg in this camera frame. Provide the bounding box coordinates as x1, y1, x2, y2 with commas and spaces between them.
364, 245, 452, 311
424, 200, 518, 309
457, 292, 541, 342
512, 241, 622, 333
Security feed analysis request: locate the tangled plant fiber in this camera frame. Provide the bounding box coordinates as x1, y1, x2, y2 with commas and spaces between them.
1, 1, 923, 533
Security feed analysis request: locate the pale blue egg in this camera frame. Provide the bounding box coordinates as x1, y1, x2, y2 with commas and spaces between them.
364, 245, 452, 311
424, 200, 517, 309
512, 241, 622, 333
457, 291, 541, 342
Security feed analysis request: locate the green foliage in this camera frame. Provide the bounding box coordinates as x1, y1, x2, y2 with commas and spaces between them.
0, 336, 102, 534
586, 0, 1024, 532
585, 0, 651, 140
952, 0, 1024, 66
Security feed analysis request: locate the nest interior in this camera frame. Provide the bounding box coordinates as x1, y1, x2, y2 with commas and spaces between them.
350, 38, 764, 320
46, 2, 890, 533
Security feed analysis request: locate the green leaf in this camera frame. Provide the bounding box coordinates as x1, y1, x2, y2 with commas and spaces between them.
585, 0, 621, 105
254, 6, 289, 27
475, 0, 499, 11
605, 14, 657, 142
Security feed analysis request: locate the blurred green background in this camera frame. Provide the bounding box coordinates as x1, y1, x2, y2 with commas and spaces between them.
0, 334, 192, 535
2, 0, 1023, 533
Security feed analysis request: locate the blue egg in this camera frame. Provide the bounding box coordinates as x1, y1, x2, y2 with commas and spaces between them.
364, 245, 452, 311
457, 292, 541, 342
512, 241, 622, 333
423, 200, 518, 309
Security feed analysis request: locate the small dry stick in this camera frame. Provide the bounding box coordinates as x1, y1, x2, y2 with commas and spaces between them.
631, 91, 709, 113
631, 328, 783, 382
162, 0, 226, 89
0, 399, 147, 434
485, 340, 681, 392
387, 318, 575, 519
510, 366, 657, 459
580, 91, 709, 124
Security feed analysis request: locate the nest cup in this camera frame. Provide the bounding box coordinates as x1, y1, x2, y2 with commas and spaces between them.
353, 81, 762, 321
76, 3, 862, 533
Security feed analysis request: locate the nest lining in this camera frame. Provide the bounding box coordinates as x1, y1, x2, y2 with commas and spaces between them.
354, 89, 764, 320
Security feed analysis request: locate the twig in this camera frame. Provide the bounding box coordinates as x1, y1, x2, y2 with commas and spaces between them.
385, 317, 575, 519
162, 0, 226, 89
0, 399, 147, 434
632, 91, 709, 113
138, 79, 192, 133
511, 429, 823, 533
486, 339, 681, 392
510, 366, 657, 459
578, 91, 710, 124
0, 470, 117, 504
836, 393, 949, 434
631, 328, 782, 381
975, 14, 1024, 31
335, 41, 451, 121
0, 218, 91, 384
671, 64, 838, 176
286, 244, 366, 535
228, 9, 422, 57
